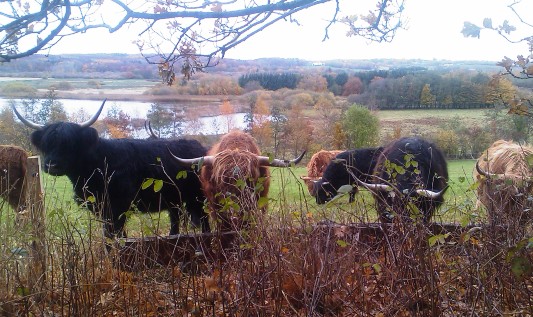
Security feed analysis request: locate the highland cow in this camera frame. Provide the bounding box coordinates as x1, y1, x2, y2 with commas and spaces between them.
300, 150, 343, 196
357, 137, 448, 223
13, 100, 209, 238
474, 139, 533, 225
170, 130, 305, 232
312, 148, 383, 204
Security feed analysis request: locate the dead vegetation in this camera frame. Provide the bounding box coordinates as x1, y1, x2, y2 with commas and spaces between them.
0, 169, 532, 316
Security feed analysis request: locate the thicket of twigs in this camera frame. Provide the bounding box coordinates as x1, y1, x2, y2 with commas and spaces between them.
0, 173, 532, 316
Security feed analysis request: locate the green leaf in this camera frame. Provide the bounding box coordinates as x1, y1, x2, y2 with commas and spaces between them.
337, 184, 353, 194
16, 286, 30, 296
428, 233, 449, 247
87, 196, 96, 203
153, 179, 163, 192
510, 256, 532, 278
142, 178, 154, 190
258, 196, 269, 208
236, 179, 246, 190
372, 263, 382, 274
156, 157, 161, 162
176, 170, 187, 180
336, 240, 349, 248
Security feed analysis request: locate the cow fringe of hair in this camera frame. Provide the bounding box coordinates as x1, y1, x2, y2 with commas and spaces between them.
474, 140, 533, 223
306, 150, 342, 178
209, 149, 262, 198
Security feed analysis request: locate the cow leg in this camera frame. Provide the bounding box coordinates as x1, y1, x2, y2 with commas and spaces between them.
168, 208, 181, 235
187, 199, 211, 233
349, 192, 355, 203
103, 210, 127, 238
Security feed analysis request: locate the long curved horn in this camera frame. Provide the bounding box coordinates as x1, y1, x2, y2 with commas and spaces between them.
168, 149, 214, 166
353, 176, 391, 192
415, 185, 449, 198
80, 99, 106, 128
145, 120, 158, 139
476, 161, 498, 178
12, 104, 43, 130
258, 150, 306, 167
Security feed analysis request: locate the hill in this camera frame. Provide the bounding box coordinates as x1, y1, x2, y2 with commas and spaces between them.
0, 53, 502, 80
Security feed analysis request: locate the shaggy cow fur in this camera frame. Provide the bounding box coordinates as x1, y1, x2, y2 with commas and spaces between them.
313, 148, 383, 204
200, 131, 270, 232
473, 140, 533, 225
0, 145, 28, 210
366, 137, 448, 223
301, 150, 343, 195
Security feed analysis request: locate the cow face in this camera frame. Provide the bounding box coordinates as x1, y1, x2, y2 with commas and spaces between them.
312, 179, 337, 204
31, 122, 99, 176
13, 99, 106, 176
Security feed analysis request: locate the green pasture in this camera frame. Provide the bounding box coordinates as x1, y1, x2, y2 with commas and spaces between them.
0, 78, 157, 91
1, 159, 479, 239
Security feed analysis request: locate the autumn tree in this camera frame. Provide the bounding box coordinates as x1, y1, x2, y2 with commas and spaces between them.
313, 92, 339, 148
484, 76, 517, 106
35, 88, 67, 124
220, 99, 236, 133
147, 102, 184, 137
251, 96, 273, 150
289, 92, 315, 109
270, 103, 287, 157
342, 76, 364, 96
297, 74, 328, 92
419, 83, 436, 108
283, 103, 313, 157
0, 105, 32, 150
104, 105, 133, 138
0, 1, 405, 81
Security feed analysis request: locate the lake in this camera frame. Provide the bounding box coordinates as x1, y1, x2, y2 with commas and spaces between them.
0, 98, 248, 136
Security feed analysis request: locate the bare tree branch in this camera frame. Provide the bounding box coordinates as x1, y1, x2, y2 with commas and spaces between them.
0, 0, 406, 81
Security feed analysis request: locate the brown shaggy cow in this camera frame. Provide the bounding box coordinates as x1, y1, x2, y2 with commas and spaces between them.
0, 145, 28, 210
300, 150, 342, 195
170, 130, 305, 233
474, 140, 533, 226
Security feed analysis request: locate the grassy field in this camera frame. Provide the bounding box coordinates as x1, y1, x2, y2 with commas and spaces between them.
376, 108, 488, 138
28, 159, 478, 238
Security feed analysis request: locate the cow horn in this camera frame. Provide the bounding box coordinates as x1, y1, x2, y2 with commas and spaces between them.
258, 150, 306, 167
354, 177, 391, 192
168, 149, 215, 166
12, 104, 43, 130
475, 161, 498, 178
415, 185, 449, 198
80, 99, 106, 128
145, 120, 158, 138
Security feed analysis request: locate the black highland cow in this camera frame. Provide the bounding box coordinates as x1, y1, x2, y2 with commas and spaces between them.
13, 100, 209, 237
313, 147, 383, 204
358, 137, 448, 223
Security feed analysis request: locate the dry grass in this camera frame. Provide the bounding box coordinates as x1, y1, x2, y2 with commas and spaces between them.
0, 166, 531, 316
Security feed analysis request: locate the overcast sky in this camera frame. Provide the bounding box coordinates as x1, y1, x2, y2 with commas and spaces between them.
50, 0, 532, 62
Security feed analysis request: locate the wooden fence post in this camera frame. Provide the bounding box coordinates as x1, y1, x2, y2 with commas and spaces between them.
25, 156, 46, 296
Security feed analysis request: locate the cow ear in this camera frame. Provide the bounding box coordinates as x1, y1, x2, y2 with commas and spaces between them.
30, 130, 44, 149
80, 127, 99, 146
